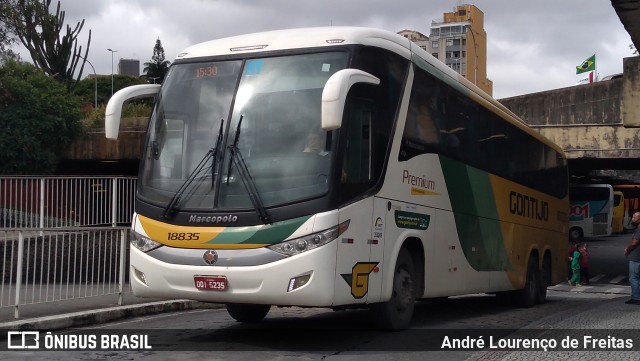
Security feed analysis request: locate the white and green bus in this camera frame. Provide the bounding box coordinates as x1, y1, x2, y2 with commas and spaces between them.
569, 184, 614, 241
105, 27, 569, 330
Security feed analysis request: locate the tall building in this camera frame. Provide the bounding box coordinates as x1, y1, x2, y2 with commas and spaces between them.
428, 4, 493, 95
397, 30, 429, 52
118, 58, 140, 77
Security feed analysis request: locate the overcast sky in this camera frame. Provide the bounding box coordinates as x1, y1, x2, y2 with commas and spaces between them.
12, 0, 636, 99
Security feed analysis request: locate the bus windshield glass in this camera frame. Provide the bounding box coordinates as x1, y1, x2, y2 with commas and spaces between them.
139, 52, 349, 211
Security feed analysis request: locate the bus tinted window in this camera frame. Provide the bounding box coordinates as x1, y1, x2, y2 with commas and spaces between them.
400, 64, 567, 198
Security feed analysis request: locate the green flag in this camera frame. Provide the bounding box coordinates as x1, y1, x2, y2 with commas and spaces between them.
576, 54, 596, 74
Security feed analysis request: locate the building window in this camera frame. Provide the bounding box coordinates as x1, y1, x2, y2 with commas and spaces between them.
432, 53, 438, 58
446, 39, 453, 47
432, 41, 439, 48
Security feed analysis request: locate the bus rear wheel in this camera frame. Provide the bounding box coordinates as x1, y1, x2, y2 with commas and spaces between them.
537, 255, 551, 304
371, 248, 415, 331
226, 303, 271, 323
513, 255, 540, 308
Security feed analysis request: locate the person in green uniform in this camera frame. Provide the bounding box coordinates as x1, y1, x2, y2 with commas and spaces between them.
568, 244, 581, 286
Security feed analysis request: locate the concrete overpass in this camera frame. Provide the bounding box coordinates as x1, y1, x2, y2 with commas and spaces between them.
611, 0, 640, 52
499, 56, 640, 182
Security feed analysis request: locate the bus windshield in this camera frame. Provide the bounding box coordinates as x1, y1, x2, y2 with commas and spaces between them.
139, 52, 349, 211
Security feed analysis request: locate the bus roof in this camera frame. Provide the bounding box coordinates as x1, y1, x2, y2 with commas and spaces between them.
176, 27, 412, 60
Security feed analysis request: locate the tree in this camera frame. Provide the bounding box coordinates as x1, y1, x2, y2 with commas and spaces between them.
7, 0, 91, 90
143, 38, 170, 83
0, 60, 84, 174
0, 0, 17, 52
73, 74, 148, 107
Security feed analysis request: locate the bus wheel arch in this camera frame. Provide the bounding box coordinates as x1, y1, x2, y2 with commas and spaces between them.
402, 237, 425, 298
371, 240, 422, 331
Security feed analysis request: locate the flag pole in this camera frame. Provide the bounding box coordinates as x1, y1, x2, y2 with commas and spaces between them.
594, 52, 597, 82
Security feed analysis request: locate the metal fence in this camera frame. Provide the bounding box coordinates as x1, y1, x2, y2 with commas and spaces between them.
1, 227, 129, 319
0, 176, 137, 319
0, 176, 137, 228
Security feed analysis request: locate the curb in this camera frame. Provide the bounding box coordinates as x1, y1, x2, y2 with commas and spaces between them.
0, 300, 223, 331
548, 284, 630, 295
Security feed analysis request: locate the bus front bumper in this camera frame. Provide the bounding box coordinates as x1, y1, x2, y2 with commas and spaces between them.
129, 243, 338, 306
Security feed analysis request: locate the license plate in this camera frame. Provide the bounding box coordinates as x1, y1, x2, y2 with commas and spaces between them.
194, 276, 227, 291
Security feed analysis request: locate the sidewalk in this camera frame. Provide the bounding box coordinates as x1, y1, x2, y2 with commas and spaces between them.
0, 287, 221, 331
0, 282, 633, 332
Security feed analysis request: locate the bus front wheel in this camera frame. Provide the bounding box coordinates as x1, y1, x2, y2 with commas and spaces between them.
371, 248, 416, 331
226, 303, 271, 323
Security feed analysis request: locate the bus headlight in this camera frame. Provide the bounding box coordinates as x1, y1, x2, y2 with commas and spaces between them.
268, 220, 349, 256
131, 231, 162, 252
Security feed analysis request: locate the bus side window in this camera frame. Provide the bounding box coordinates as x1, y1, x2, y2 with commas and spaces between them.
341, 99, 373, 184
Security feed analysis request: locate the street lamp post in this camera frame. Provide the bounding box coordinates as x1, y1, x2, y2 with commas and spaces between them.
107, 48, 118, 96
77, 55, 97, 107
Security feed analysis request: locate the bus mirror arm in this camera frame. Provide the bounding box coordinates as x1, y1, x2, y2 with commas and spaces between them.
105, 84, 161, 140
321, 69, 380, 131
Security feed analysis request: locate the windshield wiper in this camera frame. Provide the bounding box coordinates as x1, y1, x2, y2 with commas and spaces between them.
162, 119, 225, 219
227, 115, 273, 224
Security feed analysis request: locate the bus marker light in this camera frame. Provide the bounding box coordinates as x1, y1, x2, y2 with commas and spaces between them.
342, 238, 354, 244
133, 267, 148, 286
287, 274, 311, 292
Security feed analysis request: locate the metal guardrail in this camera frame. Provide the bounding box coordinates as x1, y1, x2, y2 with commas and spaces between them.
0, 176, 136, 319
1, 176, 136, 228
1, 227, 129, 319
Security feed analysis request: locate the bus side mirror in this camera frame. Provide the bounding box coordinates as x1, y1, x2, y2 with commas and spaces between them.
321, 69, 379, 130
105, 84, 161, 140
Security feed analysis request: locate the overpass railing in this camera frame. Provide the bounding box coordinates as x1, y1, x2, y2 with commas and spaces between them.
0, 176, 138, 319
1, 227, 129, 319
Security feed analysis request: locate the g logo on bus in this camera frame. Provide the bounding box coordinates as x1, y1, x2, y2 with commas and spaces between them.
203, 250, 219, 265
341, 262, 378, 299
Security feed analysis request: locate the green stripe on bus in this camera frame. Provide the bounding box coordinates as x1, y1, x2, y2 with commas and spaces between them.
205, 215, 312, 245
440, 156, 512, 271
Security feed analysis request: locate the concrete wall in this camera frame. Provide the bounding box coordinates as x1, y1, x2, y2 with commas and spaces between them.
623, 56, 640, 127
499, 78, 622, 127
67, 117, 147, 160
499, 56, 640, 160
